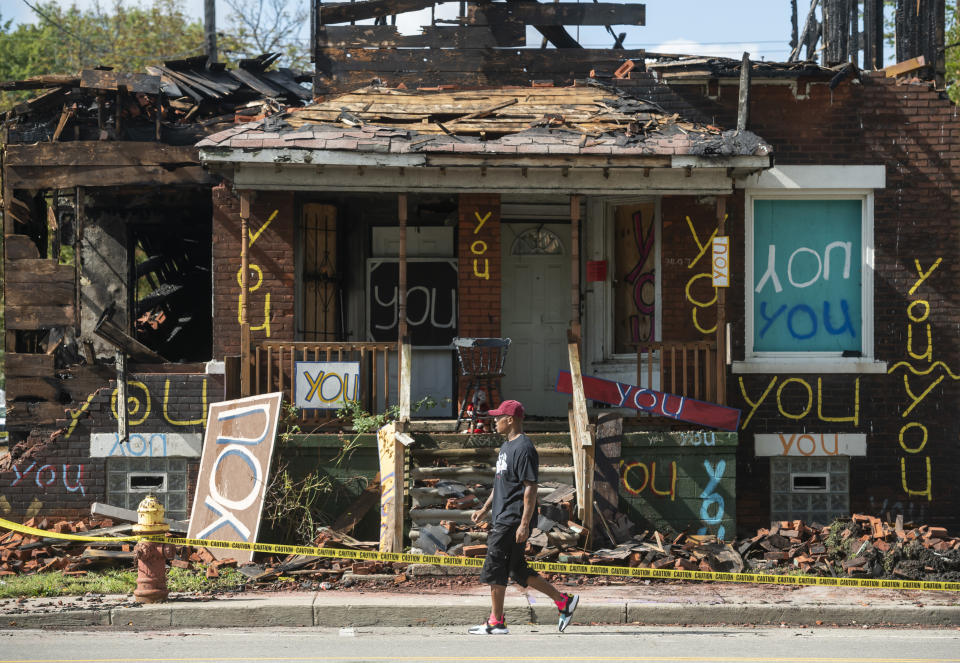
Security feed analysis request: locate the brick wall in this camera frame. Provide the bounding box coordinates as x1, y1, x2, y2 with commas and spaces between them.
212, 185, 297, 358
670, 74, 960, 533
456, 194, 502, 410
0, 373, 222, 522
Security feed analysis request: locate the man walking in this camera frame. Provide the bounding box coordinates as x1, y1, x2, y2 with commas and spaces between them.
468, 399, 579, 634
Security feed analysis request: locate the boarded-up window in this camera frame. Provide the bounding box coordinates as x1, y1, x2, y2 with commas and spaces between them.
301, 203, 338, 341
614, 203, 656, 353
752, 199, 862, 353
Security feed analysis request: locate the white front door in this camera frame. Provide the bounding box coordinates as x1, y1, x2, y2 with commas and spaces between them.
500, 223, 571, 417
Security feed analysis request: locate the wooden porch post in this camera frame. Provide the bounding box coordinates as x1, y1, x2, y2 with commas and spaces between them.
379, 193, 411, 554
715, 196, 727, 405
567, 194, 595, 548
239, 190, 251, 396
397, 193, 411, 422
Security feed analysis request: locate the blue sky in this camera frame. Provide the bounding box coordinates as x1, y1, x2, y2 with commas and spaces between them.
4, 1, 807, 62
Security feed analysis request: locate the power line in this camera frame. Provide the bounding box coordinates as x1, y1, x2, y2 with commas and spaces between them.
20, 0, 106, 55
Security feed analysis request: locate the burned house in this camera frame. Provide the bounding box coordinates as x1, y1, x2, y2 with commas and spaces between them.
1, 0, 957, 555
0, 56, 310, 522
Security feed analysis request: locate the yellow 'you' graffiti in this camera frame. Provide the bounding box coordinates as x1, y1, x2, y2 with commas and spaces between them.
236, 209, 277, 336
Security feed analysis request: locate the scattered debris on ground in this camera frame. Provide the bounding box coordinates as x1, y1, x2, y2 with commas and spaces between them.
2, 513, 958, 589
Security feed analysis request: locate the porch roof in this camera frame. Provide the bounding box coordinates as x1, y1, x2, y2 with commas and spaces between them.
198, 84, 772, 169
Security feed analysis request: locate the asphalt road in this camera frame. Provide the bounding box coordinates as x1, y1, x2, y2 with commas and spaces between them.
1, 626, 959, 663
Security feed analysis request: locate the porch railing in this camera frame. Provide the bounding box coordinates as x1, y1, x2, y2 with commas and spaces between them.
636, 340, 725, 404
254, 341, 395, 423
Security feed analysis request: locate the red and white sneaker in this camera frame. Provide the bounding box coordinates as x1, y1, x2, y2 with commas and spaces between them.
469, 618, 509, 635
556, 593, 579, 632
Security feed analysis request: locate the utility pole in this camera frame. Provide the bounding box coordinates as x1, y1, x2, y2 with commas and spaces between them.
205, 0, 217, 63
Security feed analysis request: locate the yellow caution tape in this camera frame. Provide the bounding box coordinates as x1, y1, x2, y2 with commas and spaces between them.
2, 517, 958, 592
0, 517, 140, 543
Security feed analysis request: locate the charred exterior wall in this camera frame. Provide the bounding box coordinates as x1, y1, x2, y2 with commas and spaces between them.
0, 373, 221, 522
665, 74, 960, 533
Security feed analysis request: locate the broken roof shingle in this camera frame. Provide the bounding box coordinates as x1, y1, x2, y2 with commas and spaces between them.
199, 83, 772, 160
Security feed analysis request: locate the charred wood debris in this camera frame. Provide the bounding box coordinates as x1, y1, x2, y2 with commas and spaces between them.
1, 53, 311, 144
3, 500, 958, 588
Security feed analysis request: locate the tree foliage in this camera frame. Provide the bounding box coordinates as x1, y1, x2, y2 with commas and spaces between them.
223, 0, 310, 69
0, 0, 207, 111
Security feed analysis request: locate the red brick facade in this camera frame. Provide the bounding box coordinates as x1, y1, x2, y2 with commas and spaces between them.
664, 74, 960, 533
212, 185, 297, 358
457, 193, 502, 338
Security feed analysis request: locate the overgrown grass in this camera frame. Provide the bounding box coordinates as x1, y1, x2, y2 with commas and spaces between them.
0, 565, 246, 599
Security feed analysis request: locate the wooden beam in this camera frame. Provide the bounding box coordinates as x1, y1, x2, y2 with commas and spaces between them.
4, 305, 75, 329
4, 165, 209, 189
318, 25, 525, 48
570, 194, 581, 338
316, 48, 645, 73
736, 52, 751, 133
474, 2, 645, 26
5, 353, 55, 377
377, 422, 405, 553
883, 55, 927, 77
240, 191, 251, 396
3, 142, 199, 168
398, 193, 411, 422
715, 197, 727, 406
116, 350, 128, 444
317, 0, 436, 25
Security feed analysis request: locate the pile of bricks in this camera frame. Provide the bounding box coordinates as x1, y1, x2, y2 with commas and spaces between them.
739, 516, 960, 580
0, 517, 125, 577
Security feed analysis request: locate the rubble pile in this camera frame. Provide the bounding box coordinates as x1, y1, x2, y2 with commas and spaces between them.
2, 514, 958, 586
0, 516, 131, 576
740, 515, 960, 582
2, 53, 311, 145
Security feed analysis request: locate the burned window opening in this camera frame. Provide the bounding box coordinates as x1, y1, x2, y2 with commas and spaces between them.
129, 209, 212, 363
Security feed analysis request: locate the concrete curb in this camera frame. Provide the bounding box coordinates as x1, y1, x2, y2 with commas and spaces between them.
3, 602, 960, 629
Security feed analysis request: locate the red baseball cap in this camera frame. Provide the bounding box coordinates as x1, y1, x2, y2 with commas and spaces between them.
488, 400, 524, 418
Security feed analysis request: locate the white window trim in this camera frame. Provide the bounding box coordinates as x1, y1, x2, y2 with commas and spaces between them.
736, 165, 887, 375
585, 196, 662, 382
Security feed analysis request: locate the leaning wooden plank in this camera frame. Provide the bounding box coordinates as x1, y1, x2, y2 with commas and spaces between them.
226, 67, 285, 98
567, 342, 593, 447
331, 475, 381, 534
263, 70, 313, 99
473, 3, 645, 26
317, 0, 436, 25
4, 305, 74, 329
883, 55, 926, 77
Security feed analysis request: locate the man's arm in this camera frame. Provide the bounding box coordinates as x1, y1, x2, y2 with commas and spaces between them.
471, 490, 495, 524
515, 480, 538, 544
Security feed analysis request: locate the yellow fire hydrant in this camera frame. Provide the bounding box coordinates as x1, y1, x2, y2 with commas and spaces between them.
132, 495, 171, 603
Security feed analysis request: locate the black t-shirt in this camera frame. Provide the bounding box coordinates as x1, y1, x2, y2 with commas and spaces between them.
491, 433, 539, 526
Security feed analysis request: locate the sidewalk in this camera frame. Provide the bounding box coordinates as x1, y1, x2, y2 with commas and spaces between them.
2, 573, 959, 629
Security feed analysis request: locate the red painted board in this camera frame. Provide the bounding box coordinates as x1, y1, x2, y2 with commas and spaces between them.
555, 371, 741, 432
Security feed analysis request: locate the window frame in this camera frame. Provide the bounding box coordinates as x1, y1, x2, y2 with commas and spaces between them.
736, 166, 887, 374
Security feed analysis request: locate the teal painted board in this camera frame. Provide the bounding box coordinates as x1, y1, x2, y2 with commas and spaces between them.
753, 199, 862, 352
618, 441, 735, 541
